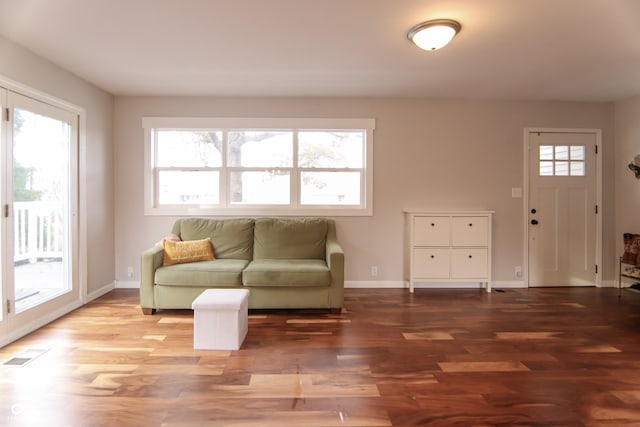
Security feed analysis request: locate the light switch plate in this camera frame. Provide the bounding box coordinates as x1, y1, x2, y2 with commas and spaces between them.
511, 187, 523, 198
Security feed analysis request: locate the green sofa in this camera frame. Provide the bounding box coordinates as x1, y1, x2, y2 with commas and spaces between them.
140, 217, 344, 314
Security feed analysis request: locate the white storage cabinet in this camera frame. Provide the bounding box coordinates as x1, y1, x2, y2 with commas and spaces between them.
405, 210, 493, 293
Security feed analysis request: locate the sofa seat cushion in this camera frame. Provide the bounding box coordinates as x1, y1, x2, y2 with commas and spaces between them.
242, 259, 331, 287
155, 259, 248, 287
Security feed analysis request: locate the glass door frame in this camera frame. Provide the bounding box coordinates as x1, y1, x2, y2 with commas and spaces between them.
1, 86, 7, 338
1, 84, 82, 347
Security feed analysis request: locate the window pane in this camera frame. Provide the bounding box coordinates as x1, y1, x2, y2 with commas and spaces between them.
570, 161, 585, 176
229, 170, 290, 204
156, 130, 222, 167
540, 145, 554, 160
540, 161, 554, 176
555, 161, 569, 176
570, 145, 585, 160
158, 171, 219, 204
555, 145, 569, 160
228, 131, 293, 167
298, 131, 364, 168
300, 171, 361, 205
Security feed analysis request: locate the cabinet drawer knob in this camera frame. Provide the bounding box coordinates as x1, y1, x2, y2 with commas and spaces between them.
468, 255, 473, 258
430, 223, 435, 226
469, 223, 473, 227
430, 255, 435, 258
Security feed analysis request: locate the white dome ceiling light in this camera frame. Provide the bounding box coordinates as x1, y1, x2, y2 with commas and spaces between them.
407, 19, 461, 51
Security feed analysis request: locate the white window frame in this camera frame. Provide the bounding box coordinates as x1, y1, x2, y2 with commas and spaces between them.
143, 117, 375, 216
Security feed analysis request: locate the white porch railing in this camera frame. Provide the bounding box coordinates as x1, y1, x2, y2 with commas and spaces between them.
13, 201, 63, 263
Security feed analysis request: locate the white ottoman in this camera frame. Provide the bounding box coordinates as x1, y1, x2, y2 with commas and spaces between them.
191, 289, 250, 350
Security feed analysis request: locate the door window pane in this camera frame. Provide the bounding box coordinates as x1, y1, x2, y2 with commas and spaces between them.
570, 146, 585, 160
555, 145, 569, 160
540, 145, 554, 160
555, 162, 569, 176
570, 161, 585, 176
540, 161, 554, 176
12, 107, 71, 312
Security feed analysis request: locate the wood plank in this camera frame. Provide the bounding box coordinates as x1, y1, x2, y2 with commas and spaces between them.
438, 361, 531, 372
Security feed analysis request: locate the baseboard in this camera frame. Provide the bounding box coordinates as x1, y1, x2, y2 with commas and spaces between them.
411, 282, 520, 290
492, 280, 528, 289
345, 280, 406, 288
115, 280, 141, 289
86, 281, 116, 302
345, 280, 528, 289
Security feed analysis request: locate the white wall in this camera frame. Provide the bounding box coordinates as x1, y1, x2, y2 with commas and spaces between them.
615, 95, 640, 261
114, 96, 615, 287
0, 36, 115, 296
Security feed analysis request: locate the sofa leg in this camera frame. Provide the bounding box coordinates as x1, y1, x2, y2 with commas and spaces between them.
141, 307, 156, 315
330, 307, 342, 314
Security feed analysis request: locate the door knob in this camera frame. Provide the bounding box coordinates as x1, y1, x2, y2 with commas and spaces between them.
531, 219, 539, 225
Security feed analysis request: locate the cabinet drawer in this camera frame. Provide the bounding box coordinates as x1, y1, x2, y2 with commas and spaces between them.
451, 217, 488, 246
413, 248, 450, 278
451, 248, 488, 278
414, 216, 450, 246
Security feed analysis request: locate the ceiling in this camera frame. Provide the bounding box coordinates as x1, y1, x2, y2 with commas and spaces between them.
1, 0, 639, 101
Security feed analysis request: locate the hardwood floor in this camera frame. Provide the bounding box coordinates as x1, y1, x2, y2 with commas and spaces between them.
2, 287, 640, 426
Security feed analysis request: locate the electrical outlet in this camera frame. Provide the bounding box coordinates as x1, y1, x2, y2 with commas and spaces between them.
127, 266, 134, 278
371, 266, 378, 277
515, 266, 522, 277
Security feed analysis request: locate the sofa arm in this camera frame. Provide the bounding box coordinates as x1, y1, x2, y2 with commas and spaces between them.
140, 245, 164, 313
325, 224, 345, 309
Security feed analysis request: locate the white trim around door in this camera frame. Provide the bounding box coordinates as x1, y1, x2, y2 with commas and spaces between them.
523, 128, 602, 288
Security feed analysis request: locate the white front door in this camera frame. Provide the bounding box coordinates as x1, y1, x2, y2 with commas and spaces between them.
527, 131, 598, 287
0, 88, 80, 347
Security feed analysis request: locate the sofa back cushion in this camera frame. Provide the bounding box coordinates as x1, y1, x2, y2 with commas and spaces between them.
172, 218, 254, 260
253, 217, 327, 260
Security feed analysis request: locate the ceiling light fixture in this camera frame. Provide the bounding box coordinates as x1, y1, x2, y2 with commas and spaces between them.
407, 19, 461, 51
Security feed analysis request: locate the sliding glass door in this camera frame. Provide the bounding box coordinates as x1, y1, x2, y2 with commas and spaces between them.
1, 88, 79, 345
